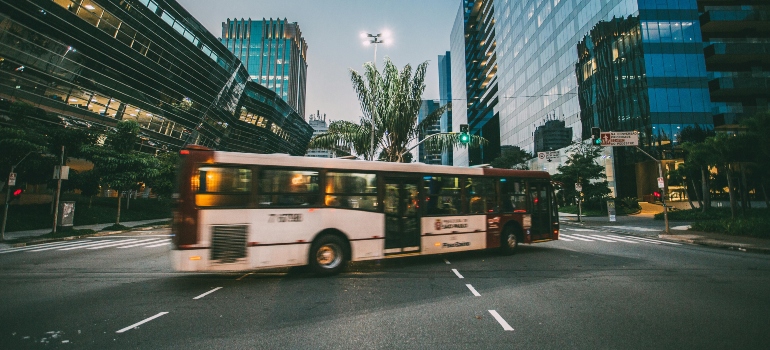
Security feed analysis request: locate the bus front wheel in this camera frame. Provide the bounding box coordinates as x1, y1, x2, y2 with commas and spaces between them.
309, 235, 347, 275
500, 225, 519, 255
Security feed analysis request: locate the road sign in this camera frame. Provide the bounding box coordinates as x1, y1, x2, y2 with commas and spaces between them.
8, 172, 15, 186
575, 183, 582, 192
600, 131, 639, 146
657, 177, 665, 189
537, 151, 560, 162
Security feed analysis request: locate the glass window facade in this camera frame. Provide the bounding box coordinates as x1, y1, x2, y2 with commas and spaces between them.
0, 0, 312, 155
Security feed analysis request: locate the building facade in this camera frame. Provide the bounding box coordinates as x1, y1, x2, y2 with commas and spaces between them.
305, 110, 335, 158
438, 51, 453, 165
0, 0, 312, 156
534, 118, 573, 153
417, 100, 442, 164
221, 18, 308, 119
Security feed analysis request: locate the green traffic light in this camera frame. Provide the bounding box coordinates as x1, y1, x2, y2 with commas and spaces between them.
459, 133, 470, 144
593, 138, 602, 145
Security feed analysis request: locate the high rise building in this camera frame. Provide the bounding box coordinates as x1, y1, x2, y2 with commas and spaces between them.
221, 18, 308, 118
417, 100, 442, 164
305, 110, 335, 158
0, 0, 312, 156
438, 52, 453, 165
451, 0, 768, 197
534, 118, 573, 153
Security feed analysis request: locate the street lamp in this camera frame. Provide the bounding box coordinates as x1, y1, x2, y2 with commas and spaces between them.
361, 31, 391, 160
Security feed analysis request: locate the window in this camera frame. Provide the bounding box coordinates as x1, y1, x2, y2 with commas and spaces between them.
259, 169, 319, 207
424, 176, 462, 215
325, 172, 377, 211
97, 11, 120, 37
194, 167, 252, 207
466, 177, 497, 214
500, 178, 527, 213
76, 0, 103, 26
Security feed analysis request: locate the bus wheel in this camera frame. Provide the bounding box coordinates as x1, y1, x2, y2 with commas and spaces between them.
500, 225, 519, 255
309, 235, 347, 275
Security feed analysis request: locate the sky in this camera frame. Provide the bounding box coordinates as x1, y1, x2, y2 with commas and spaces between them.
175, 0, 460, 123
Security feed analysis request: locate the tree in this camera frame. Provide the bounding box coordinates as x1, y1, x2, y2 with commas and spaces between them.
83, 120, 160, 224
552, 143, 612, 208
146, 152, 179, 199
308, 58, 486, 162
680, 124, 715, 212
490, 146, 532, 169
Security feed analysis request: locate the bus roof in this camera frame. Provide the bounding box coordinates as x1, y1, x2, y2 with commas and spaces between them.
201, 149, 550, 179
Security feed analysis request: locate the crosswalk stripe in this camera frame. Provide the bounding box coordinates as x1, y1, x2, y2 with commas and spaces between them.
143, 241, 171, 248
86, 239, 141, 249
606, 235, 659, 244
592, 235, 638, 243
30, 240, 115, 252
621, 236, 681, 246
0, 241, 75, 254
116, 238, 167, 248
558, 236, 574, 242
58, 240, 123, 251
572, 234, 616, 242
559, 234, 593, 241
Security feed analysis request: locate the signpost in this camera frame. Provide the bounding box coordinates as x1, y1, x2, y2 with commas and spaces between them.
607, 200, 616, 222
8, 173, 16, 186
537, 151, 560, 162
600, 131, 639, 146
657, 177, 665, 189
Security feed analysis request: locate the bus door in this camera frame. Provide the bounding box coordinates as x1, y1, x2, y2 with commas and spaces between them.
383, 177, 421, 253
529, 181, 553, 241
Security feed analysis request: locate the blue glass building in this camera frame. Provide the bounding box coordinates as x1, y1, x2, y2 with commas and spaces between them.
438, 51, 453, 165
221, 18, 308, 119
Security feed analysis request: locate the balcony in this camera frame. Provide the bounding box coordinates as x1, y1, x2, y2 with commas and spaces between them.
708, 76, 770, 99
703, 42, 770, 67
700, 9, 770, 36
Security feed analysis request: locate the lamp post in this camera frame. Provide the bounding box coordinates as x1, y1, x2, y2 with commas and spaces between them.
361, 31, 389, 161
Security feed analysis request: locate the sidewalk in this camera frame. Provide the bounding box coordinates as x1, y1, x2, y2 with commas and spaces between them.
0, 219, 170, 249
560, 211, 770, 254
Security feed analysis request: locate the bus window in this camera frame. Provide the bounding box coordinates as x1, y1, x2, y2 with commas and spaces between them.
194, 167, 251, 207
466, 177, 497, 214
325, 172, 378, 211
500, 178, 527, 213
424, 176, 462, 215
259, 169, 319, 207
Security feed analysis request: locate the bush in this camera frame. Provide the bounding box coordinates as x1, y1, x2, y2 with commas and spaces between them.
619, 197, 641, 211
691, 217, 770, 239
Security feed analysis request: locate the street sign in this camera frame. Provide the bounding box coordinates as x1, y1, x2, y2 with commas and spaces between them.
537, 151, 560, 162
607, 200, 616, 222
8, 172, 16, 186
657, 177, 665, 189
575, 183, 582, 192
600, 131, 639, 146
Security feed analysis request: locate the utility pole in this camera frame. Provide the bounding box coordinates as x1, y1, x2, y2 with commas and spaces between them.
635, 146, 669, 234
52, 146, 64, 234
2, 151, 36, 240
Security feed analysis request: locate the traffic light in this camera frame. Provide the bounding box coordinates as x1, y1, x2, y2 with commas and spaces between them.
9, 187, 23, 203
591, 127, 602, 145
459, 124, 470, 144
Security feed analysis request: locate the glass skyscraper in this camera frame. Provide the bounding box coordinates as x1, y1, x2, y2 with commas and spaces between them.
221, 18, 308, 119
438, 51, 453, 165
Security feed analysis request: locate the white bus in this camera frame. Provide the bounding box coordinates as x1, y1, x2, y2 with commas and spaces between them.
172, 146, 559, 275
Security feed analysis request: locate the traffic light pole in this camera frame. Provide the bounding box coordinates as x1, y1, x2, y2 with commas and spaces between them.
635, 146, 669, 234
1, 165, 14, 241
400, 132, 459, 158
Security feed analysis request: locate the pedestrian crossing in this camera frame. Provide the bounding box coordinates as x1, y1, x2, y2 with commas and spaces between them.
0, 237, 172, 255
558, 231, 680, 246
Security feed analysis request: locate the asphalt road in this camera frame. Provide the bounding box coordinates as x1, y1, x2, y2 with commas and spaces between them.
1, 227, 769, 349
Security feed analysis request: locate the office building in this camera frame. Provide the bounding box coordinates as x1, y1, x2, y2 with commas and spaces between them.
417, 100, 442, 164
221, 18, 308, 118
305, 110, 335, 158
438, 51, 453, 165
0, 0, 312, 156
534, 118, 573, 153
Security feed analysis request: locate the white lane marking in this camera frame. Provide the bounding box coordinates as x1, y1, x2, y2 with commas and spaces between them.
558, 236, 574, 242
143, 241, 171, 248
606, 235, 660, 245
116, 312, 168, 333
559, 234, 593, 242
572, 234, 616, 242
444, 259, 451, 265
86, 239, 139, 249
117, 239, 167, 249
236, 272, 254, 281
1, 241, 75, 253
193, 287, 223, 300
488, 310, 514, 331
607, 226, 659, 232
671, 225, 691, 230
622, 236, 681, 246
27, 241, 100, 252
59, 240, 122, 251
466, 284, 481, 296
566, 228, 598, 232
452, 269, 464, 279
591, 235, 638, 243
93, 235, 172, 238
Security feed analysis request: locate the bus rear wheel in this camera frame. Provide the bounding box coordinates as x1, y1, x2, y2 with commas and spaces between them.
309, 235, 347, 275
500, 225, 519, 255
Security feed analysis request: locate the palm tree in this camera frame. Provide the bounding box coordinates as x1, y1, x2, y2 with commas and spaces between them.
309, 58, 485, 162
